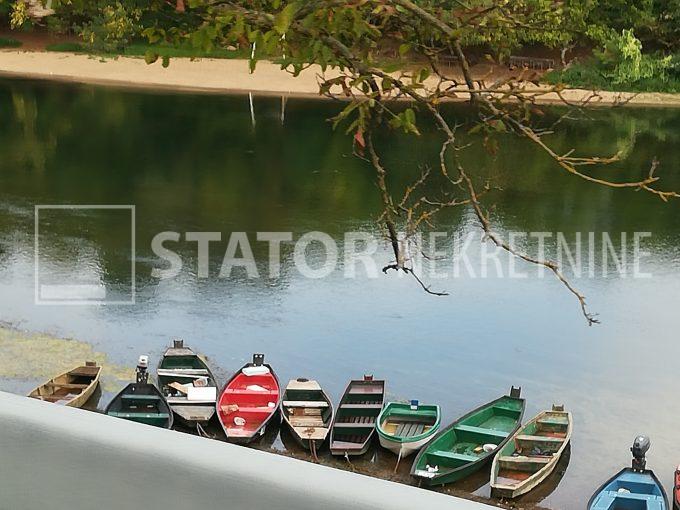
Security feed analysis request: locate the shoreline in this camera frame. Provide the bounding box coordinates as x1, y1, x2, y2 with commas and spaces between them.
2, 49, 680, 107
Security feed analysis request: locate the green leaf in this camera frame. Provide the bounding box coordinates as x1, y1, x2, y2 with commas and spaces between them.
144, 51, 159, 65
274, 3, 299, 35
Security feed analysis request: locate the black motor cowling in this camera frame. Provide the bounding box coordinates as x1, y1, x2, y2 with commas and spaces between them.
631, 435, 651, 471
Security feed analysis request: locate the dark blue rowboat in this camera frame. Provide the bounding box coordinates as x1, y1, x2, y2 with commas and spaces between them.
588, 468, 668, 510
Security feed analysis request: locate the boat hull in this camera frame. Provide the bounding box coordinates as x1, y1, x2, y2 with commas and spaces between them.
411, 389, 525, 487
217, 354, 281, 444
588, 468, 668, 510
157, 341, 219, 428
281, 378, 334, 452
329, 377, 385, 457
674, 468, 680, 510
28, 363, 101, 408
490, 408, 573, 499
105, 382, 174, 429
379, 434, 432, 459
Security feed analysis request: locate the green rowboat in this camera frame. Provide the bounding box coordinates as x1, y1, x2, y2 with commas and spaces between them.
377, 400, 441, 460
410, 387, 525, 486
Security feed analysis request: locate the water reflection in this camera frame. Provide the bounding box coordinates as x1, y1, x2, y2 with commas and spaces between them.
0, 78, 679, 509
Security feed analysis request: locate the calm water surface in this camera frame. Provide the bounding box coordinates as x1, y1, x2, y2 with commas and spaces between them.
1, 78, 679, 508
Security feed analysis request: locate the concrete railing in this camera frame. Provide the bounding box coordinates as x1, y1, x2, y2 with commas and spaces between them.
0, 391, 495, 510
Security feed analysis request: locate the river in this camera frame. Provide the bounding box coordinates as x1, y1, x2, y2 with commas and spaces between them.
0, 77, 679, 508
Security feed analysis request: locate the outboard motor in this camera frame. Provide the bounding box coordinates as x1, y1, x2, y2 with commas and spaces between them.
631, 435, 651, 471
136, 355, 149, 385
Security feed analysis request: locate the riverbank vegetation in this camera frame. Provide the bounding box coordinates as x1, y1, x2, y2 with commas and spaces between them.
3, 1, 679, 324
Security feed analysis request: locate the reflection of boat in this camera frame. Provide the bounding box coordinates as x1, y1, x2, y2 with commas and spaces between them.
330, 375, 385, 457
411, 387, 525, 486
281, 378, 333, 453
217, 354, 280, 444
28, 361, 101, 407
377, 400, 440, 462
157, 339, 218, 428
588, 435, 668, 510
490, 405, 572, 498
105, 356, 173, 429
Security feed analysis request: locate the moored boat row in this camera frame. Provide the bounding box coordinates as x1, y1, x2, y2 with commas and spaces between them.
24, 340, 676, 505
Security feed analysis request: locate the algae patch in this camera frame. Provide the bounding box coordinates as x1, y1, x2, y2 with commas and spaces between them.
0, 327, 134, 392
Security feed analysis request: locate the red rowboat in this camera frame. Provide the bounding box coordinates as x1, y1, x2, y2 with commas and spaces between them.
674, 466, 680, 510
217, 354, 280, 444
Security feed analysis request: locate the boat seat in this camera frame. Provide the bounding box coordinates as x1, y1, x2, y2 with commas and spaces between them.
537, 417, 568, 426
333, 422, 375, 430
498, 455, 552, 470
331, 440, 363, 450
283, 400, 329, 408
340, 403, 383, 410
121, 394, 161, 401
108, 412, 170, 419
427, 450, 478, 464
395, 423, 425, 437
44, 383, 89, 389
454, 424, 508, 439
515, 434, 563, 444
598, 491, 665, 509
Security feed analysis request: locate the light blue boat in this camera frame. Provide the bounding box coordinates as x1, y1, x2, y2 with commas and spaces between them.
588, 468, 668, 510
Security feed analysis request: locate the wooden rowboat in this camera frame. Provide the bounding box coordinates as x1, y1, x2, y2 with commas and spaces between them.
377, 400, 441, 463
217, 354, 281, 444
330, 375, 385, 457
157, 339, 219, 428
490, 405, 573, 498
105, 356, 173, 429
281, 378, 334, 454
411, 387, 525, 486
28, 361, 101, 407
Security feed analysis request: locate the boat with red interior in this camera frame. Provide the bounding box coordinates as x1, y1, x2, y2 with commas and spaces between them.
217, 354, 280, 444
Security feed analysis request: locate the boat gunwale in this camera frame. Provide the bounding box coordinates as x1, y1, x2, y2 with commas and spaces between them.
489, 409, 573, 497
104, 381, 175, 429
329, 377, 386, 456
281, 378, 334, 448
587, 467, 669, 509
27, 363, 102, 408
376, 402, 442, 445
410, 392, 526, 483
216, 356, 281, 443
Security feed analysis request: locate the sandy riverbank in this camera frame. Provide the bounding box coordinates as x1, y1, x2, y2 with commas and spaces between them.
2, 49, 680, 107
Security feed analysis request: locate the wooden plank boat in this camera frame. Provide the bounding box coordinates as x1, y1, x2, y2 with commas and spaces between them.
281, 378, 334, 454
105, 356, 173, 429
411, 387, 525, 486
217, 354, 280, 444
674, 466, 680, 510
377, 400, 441, 463
330, 375, 385, 457
157, 339, 219, 428
490, 405, 573, 498
28, 361, 101, 407
588, 468, 668, 509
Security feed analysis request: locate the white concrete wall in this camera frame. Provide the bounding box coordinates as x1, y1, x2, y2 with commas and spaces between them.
0, 391, 495, 510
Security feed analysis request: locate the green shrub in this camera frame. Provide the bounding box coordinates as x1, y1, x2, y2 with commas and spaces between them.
0, 37, 21, 48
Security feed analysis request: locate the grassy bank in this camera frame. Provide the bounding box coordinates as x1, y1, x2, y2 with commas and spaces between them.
546, 58, 680, 94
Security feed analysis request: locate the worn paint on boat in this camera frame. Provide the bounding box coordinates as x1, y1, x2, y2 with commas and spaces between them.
490, 405, 573, 498
377, 401, 441, 460
27, 361, 101, 407
411, 387, 525, 486
281, 378, 334, 452
588, 468, 668, 510
157, 339, 218, 427
217, 353, 281, 444
106, 357, 173, 429
330, 375, 385, 457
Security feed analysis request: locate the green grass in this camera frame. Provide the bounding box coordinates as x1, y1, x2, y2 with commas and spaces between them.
0, 37, 22, 48
45, 42, 85, 52
545, 59, 680, 94
46, 40, 250, 60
